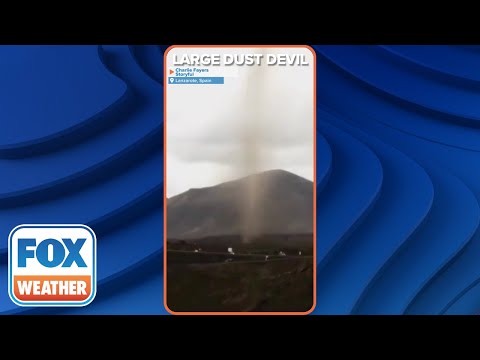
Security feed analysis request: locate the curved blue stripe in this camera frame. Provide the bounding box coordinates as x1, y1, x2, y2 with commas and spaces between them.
0, 45, 162, 204
321, 89, 480, 315
316, 109, 383, 269
381, 45, 480, 83
404, 229, 480, 314
353, 169, 479, 314
129, 45, 165, 84
314, 107, 434, 314
314, 44, 480, 315
315, 49, 480, 152
315, 130, 333, 193
441, 277, 480, 315
0, 46, 126, 149
316, 45, 480, 125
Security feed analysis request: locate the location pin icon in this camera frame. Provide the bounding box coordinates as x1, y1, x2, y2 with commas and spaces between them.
170, 78, 174, 83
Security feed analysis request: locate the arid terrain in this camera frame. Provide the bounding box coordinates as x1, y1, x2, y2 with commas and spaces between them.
166, 169, 314, 312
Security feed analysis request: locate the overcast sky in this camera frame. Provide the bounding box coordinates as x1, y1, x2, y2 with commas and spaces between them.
166, 47, 314, 198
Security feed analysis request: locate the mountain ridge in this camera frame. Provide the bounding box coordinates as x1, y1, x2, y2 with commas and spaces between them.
167, 169, 314, 241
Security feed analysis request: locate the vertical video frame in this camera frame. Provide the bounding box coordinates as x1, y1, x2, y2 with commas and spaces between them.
164, 46, 316, 314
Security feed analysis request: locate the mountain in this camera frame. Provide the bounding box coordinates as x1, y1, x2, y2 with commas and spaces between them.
167, 169, 313, 240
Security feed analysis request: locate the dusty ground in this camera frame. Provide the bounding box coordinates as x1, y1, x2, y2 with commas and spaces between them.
166, 256, 314, 312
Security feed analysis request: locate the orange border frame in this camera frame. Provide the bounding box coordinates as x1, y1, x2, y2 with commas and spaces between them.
163, 45, 317, 315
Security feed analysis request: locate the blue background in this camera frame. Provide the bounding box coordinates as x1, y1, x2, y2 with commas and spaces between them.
314, 45, 480, 315
0, 45, 166, 314
2, 45, 480, 314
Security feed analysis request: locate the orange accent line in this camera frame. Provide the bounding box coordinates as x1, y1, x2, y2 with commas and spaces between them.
163, 45, 317, 315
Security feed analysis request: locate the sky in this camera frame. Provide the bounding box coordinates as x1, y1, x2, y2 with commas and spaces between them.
165, 47, 314, 198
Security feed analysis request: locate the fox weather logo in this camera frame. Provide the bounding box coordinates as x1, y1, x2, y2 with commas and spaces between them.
8, 224, 97, 307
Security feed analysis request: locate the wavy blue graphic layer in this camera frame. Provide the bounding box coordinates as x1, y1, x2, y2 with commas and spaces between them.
0, 45, 166, 315
3, 45, 480, 314
314, 45, 480, 315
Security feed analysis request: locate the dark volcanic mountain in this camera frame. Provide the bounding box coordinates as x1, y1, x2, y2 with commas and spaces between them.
167, 169, 313, 240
